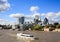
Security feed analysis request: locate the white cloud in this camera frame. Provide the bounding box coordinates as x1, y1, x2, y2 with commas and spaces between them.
29, 6, 60, 23
25, 19, 34, 23
24, 13, 40, 19
30, 6, 39, 12
0, 19, 8, 22
25, 15, 33, 19
9, 11, 60, 24
56, 12, 60, 17
0, 18, 9, 25
46, 12, 57, 19
41, 13, 46, 16
33, 12, 40, 19
0, 0, 10, 12
9, 13, 24, 18
41, 12, 60, 23
0, 19, 4, 21
10, 13, 34, 19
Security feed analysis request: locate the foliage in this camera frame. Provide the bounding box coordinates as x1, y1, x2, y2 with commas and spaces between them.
54, 22, 59, 26
56, 24, 60, 28
45, 25, 49, 28
33, 25, 43, 30
49, 28, 55, 31
49, 24, 56, 28
2, 25, 12, 29
23, 24, 34, 30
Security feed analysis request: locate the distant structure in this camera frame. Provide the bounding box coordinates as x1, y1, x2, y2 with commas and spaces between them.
18, 16, 25, 30
34, 14, 41, 24
18, 17, 25, 24
43, 17, 49, 26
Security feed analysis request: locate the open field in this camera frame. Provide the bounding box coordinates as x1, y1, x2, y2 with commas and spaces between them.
0, 30, 60, 42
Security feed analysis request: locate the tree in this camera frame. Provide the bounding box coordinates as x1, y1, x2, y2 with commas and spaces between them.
56, 24, 60, 28
33, 25, 43, 30
54, 22, 59, 26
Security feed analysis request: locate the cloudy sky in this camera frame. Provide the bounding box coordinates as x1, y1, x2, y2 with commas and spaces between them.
0, 0, 60, 24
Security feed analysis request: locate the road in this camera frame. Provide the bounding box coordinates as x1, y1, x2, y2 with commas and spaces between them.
0, 30, 60, 42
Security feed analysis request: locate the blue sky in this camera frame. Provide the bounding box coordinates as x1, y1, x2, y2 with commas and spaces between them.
0, 0, 60, 24
8, 0, 60, 13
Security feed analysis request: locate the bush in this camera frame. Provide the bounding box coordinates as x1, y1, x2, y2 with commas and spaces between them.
23, 24, 34, 30
54, 22, 59, 26
49, 28, 55, 31
56, 24, 60, 28
45, 25, 49, 28
49, 24, 56, 28
33, 25, 43, 30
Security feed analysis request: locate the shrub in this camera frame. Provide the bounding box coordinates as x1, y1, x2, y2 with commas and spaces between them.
49, 28, 55, 31
23, 24, 34, 30
45, 25, 49, 28
56, 24, 60, 28
54, 22, 59, 26
33, 25, 43, 30
49, 24, 56, 28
